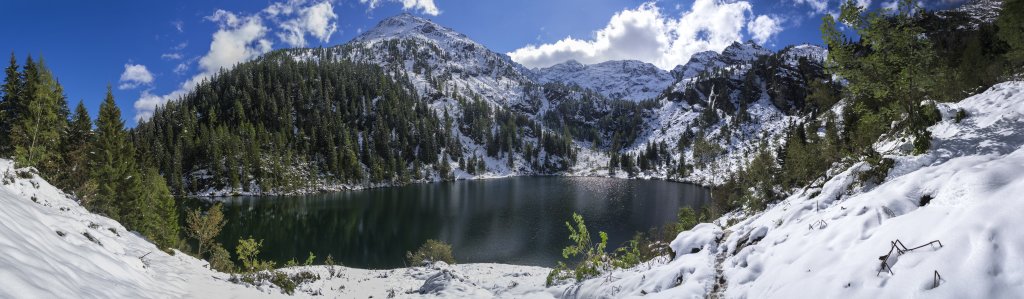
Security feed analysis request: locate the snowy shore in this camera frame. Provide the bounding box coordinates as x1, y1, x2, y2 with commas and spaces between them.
2, 81, 1023, 298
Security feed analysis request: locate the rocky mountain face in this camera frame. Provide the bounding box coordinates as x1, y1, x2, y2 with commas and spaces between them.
277, 13, 830, 186
534, 59, 674, 101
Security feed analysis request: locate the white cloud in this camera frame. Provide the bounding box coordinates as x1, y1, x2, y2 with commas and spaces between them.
793, 0, 875, 15
200, 10, 273, 74
172, 20, 184, 33
133, 8, 273, 122
133, 0, 343, 122
161, 53, 183, 60
173, 63, 189, 75
266, 0, 339, 47
747, 15, 782, 45
118, 64, 154, 90
792, 0, 830, 14
508, 0, 780, 70
360, 0, 440, 16
134, 88, 191, 122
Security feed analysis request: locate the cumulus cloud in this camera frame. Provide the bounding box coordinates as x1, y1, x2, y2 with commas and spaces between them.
266, 0, 339, 47
360, 0, 440, 16
747, 15, 782, 44
118, 64, 154, 90
200, 10, 273, 74
133, 0, 344, 122
508, 0, 781, 70
133, 9, 273, 121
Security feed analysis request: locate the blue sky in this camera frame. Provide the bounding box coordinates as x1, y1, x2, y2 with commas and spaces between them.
0, 0, 964, 126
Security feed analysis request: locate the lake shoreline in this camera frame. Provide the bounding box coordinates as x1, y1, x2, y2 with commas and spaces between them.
186, 172, 713, 200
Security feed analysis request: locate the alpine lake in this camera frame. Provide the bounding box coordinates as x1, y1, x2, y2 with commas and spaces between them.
181, 176, 709, 269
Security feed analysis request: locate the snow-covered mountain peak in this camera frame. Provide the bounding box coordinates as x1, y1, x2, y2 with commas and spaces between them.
352, 13, 477, 47
779, 44, 827, 66
672, 50, 725, 79
953, 0, 1003, 23
670, 41, 771, 80
720, 40, 772, 64
535, 59, 674, 101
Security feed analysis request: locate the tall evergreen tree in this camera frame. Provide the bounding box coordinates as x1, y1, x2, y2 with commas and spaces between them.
54, 100, 95, 198
89, 86, 140, 220
10, 57, 65, 170
822, 0, 940, 152
0, 53, 21, 155
138, 167, 181, 249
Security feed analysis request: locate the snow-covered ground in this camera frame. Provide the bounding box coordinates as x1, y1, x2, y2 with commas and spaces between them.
3, 75, 1022, 297
0, 158, 551, 298
548, 81, 1024, 298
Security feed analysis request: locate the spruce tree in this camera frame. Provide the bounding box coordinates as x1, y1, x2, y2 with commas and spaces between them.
139, 167, 181, 249
997, 0, 1024, 66
90, 86, 139, 220
55, 101, 94, 197
822, 0, 939, 152
10, 57, 64, 171
0, 53, 21, 155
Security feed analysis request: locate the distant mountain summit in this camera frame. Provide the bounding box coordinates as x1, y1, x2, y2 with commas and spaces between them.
671, 41, 775, 80
534, 59, 674, 101
352, 13, 478, 47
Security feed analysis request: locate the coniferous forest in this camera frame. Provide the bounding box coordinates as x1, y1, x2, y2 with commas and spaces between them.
0, 0, 1021, 283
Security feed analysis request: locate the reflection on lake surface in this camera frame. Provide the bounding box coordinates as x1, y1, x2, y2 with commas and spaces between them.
183, 176, 709, 269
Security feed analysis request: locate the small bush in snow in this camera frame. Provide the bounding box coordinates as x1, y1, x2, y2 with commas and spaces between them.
549, 213, 610, 285
406, 239, 456, 266
304, 252, 316, 266
185, 203, 226, 259
271, 271, 297, 295
236, 237, 275, 272
859, 153, 894, 186
209, 243, 235, 273
955, 108, 968, 123
611, 232, 669, 270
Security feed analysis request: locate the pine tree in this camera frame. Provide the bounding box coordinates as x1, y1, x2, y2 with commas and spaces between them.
822, 0, 939, 152
89, 86, 138, 219
997, 0, 1024, 66
0, 53, 21, 155
10, 57, 64, 170
54, 100, 93, 196
138, 167, 181, 249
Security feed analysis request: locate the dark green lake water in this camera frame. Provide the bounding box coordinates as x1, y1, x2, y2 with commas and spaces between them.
182, 176, 709, 269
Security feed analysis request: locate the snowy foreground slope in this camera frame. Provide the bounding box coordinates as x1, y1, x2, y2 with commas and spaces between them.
2, 82, 1023, 298
0, 160, 274, 298
560, 81, 1024, 298
0, 159, 551, 298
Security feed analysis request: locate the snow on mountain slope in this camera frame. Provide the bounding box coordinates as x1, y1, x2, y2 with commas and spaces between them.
671, 50, 727, 80
780, 44, 827, 67
306, 13, 535, 109
0, 160, 273, 298
351, 13, 479, 47
669, 41, 770, 81
554, 81, 1024, 298
534, 59, 674, 101
720, 40, 773, 65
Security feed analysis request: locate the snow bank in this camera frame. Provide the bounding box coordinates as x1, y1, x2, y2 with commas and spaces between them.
0, 160, 273, 298
3, 80, 1022, 298
0, 158, 552, 298
550, 81, 1024, 298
